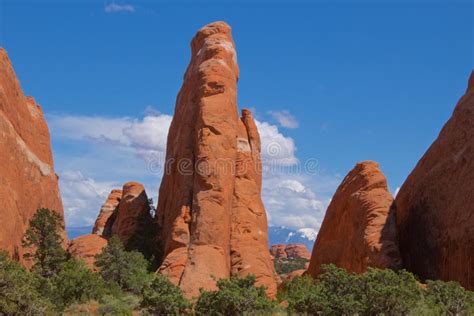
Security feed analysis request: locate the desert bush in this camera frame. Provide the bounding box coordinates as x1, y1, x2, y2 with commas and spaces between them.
424, 280, 474, 315
0, 251, 53, 315
95, 236, 151, 294
195, 275, 276, 316
285, 264, 423, 315
50, 259, 105, 310
98, 294, 140, 315
358, 267, 422, 315
141, 273, 191, 315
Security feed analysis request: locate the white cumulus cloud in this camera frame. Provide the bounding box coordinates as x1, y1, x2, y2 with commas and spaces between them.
49, 111, 334, 232
60, 170, 117, 227
268, 110, 299, 129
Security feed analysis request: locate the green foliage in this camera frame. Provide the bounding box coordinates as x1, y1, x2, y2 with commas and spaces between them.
425, 280, 474, 315
98, 294, 140, 315
274, 257, 309, 275
284, 264, 421, 315
284, 264, 474, 316
95, 236, 151, 294
141, 274, 191, 315
0, 251, 53, 315
22, 208, 67, 278
50, 259, 105, 310
358, 267, 422, 315
195, 275, 276, 316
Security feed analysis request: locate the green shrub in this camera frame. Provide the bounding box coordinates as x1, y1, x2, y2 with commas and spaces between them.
274, 257, 309, 275
50, 259, 105, 310
98, 294, 139, 315
284, 275, 329, 314
358, 267, 422, 315
195, 275, 276, 316
285, 264, 423, 315
0, 251, 53, 315
95, 236, 151, 294
22, 208, 68, 278
425, 280, 474, 315
141, 274, 191, 315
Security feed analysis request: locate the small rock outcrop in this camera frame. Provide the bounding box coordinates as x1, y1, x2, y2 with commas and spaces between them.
111, 182, 153, 251
70, 182, 154, 268
156, 21, 276, 298
270, 244, 288, 259
270, 244, 311, 260
68, 235, 108, 270
0, 49, 65, 263
395, 71, 474, 290
92, 189, 122, 237
307, 161, 401, 277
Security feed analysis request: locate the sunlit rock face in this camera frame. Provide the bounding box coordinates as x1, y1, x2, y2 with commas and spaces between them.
155, 21, 276, 298
307, 161, 401, 277
395, 71, 474, 290
0, 49, 65, 264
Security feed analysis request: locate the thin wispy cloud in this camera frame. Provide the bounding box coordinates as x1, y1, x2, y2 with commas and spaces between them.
104, 2, 136, 13
268, 110, 299, 129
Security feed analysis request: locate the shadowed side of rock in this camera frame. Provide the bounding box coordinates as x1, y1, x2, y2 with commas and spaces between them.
92, 189, 122, 237
395, 71, 474, 290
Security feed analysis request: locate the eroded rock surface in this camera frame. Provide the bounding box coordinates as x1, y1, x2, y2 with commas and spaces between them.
92, 189, 122, 237
270, 244, 310, 260
307, 161, 401, 277
395, 71, 474, 290
68, 234, 107, 270
156, 22, 276, 298
0, 49, 65, 263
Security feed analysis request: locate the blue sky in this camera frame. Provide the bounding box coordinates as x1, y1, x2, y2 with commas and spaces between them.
1, 1, 473, 230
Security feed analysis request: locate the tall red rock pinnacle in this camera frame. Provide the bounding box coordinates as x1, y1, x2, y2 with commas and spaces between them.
395, 71, 474, 290
0, 49, 65, 263
92, 189, 122, 237
156, 22, 276, 298
307, 161, 401, 277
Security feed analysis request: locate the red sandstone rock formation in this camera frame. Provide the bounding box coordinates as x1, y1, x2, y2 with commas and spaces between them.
284, 244, 311, 260
395, 71, 474, 290
0, 49, 65, 263
111, 183, 149, 245
307, 161, 401, 277
92, 189, 122, 237
68, 234, 107, 270
270, 244, 288, 259
270, 244, 311, 260
156, 21, 276, 298
230, 109, 276, 297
